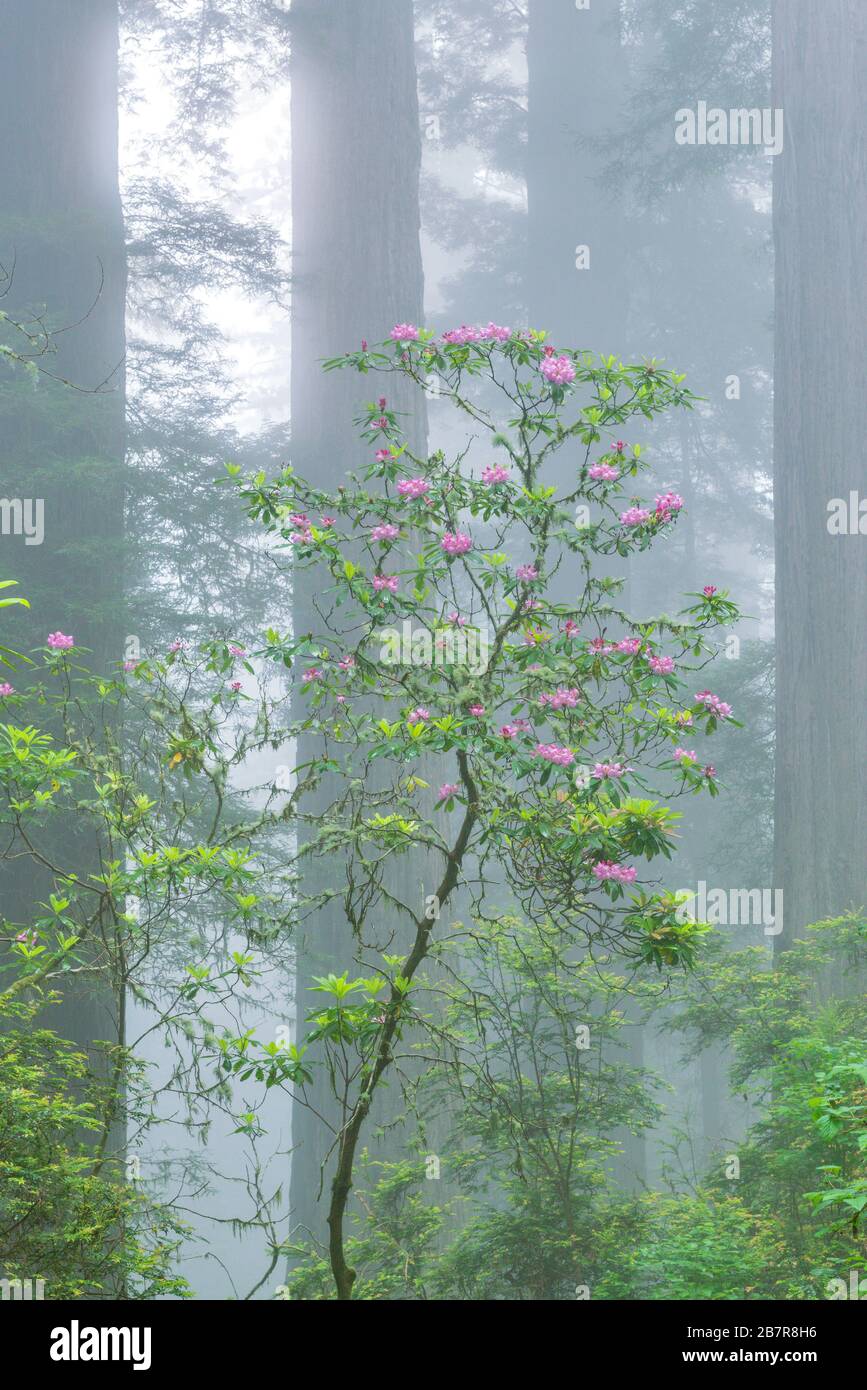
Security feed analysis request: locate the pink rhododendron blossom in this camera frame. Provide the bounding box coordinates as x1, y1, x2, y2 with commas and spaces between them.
523, 598, 541, 612
168, 639, 189, 654
614, 637, 642, 655
695, 690, 733, 719
408, 708, 430, 723
648, 654, 675, 675
373, 575, 399, 593
320, 516, 335, 527
614, 441, 626, 454
375, 449, 391, 462
589, 464, 620, 482
289, 513, 309, 527
371, 524, 400, 542
438, 783, 459, 801
593, 763, 630, 780
0, 683, 14, 696
674, 747, 697, 762
539, 688, 580, 710
391, 323, 419, 341
593, 861, 637, 884
516, 564, 539, 581
441, 531, 472, 556
655, 491, 684, 522
620, 506, 651, 527
533, 743, 574, 766
396, 478, 430, 499
481, 463, 510, 485
563, 621, 580, 639
229, 681, 242, 692
338, 656, 355, 671
379, 397, 387, 410
448, 611, 467, 627
230, 645, 247, 657
500, 724, 520, 740
481, 322, 511, 341
302, 668, 322, 683
442, 324, 482, 344
540, 355, 576, 385
703, 585, 718, 597
704, 765, 716, 779
674, 712, 694, 727
469, 704, 485, 716
47, 632, 74, 650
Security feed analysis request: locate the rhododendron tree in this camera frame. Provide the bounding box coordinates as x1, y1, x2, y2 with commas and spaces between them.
231, 325, 742, 1299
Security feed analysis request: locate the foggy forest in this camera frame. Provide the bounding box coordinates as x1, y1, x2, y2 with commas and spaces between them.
0, 0, 865, 1330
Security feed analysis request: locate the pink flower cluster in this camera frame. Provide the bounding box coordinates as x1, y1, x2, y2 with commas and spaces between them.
621, 506, 651, 527
302, 668, 322, 684
500, 719, 532, 739
448, 611, 467, 627
533, 743, 574, 766
0, 683, 13, 697
648, 654, 675, 675
695, 690, 733, 719
469, 704, 486, 717
515, 564, 539, 581
438, 783, 459, 801
441, 322, 511, 344
540, 355, 576, 386
655, 492, 684, 522
539, 687, 580, 710
408, 707, 430, 723
481, 463, 510, 485
589, 464, 620, 482
397, 477, 430, 499
674, 747, 697, 763
592, 635, 642, 657
371, 523, 400, 542
391, 323, 420, 341
441, 531, 473, 556
593, 862, 637, 884
593, 763, 629, 780
289, 512, 315, 544
373, 575, 399, 594
47, 632, 74, 650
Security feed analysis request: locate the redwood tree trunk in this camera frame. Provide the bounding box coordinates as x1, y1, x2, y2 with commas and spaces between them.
289, 0, 426, 1247
772, 0, 867, 946
0, 0, 127, 1063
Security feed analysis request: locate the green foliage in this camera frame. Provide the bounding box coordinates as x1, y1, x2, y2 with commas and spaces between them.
0, 994, 189, 1299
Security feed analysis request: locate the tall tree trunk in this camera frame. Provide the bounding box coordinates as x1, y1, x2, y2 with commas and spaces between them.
772, 0, 867, 947
525, 0, 647, 1189
526, 0, 628, 354
0, 0, 127, 1062
289, 0, 426, 1250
